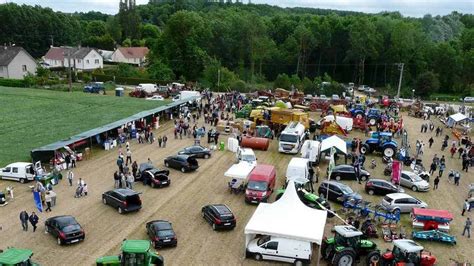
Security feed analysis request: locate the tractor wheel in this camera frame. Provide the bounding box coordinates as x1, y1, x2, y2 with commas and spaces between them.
360, 144, 370, 154
383, 146, 396, 157
320, 241, 334, 261
369, 118, 377, 126
355, 113, 364, 119
366, 250, 381, 265
332, 248, 356, 266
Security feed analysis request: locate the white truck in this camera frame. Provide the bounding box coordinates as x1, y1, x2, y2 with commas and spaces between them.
136, 83, 157, 94
278, 122, 306, 154
0, 162, 42, 183
300, 140, 320, 165
246, 235, 312, 265
173, 90, 201, 102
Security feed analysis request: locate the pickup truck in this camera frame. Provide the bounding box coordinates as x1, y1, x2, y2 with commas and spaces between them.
83, 82, 106, 94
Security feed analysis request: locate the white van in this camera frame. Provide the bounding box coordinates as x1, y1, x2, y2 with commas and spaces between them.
278, 122, 306, 154
136, 83, 157, 94
0, 162, 42, 183
180, 90, 201, 101
286, 158, 311, 183
246, 235, 312, 265
236, 148, 257, 167
300, 140, 320, 165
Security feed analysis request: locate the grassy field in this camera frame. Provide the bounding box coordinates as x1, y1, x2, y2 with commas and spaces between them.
0, 86, 167, 166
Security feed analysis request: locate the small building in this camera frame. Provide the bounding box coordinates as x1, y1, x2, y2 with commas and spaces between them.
0, 46, 37, 79
98, 49, 114, 63
43, 46, 103, 71
111, 47, 149, 66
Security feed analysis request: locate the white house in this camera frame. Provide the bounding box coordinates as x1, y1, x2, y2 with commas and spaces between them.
111, 47, 149, 66
43, 46, 103, 71
0, 46, 37, 79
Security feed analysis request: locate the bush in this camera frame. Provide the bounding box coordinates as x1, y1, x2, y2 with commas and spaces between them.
91, 73, 170, 85
0, 78, 26, 87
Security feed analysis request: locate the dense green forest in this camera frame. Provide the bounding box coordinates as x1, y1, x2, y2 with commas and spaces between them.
0, 1, 472, 97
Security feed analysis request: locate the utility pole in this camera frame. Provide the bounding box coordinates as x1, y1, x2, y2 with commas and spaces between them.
67, 49, 72, 92
396, 63, 404, 99
50, 35, 54, 47
217, 68, 221, 92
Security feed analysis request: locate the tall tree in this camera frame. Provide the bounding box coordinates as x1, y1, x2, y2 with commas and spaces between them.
119, 0, 141, 40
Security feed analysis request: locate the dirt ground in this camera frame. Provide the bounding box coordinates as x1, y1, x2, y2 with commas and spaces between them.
0, 112, 472, 266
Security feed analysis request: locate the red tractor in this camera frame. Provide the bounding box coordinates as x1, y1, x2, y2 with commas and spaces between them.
309, 98, 330, 112
377, 239, 436, 266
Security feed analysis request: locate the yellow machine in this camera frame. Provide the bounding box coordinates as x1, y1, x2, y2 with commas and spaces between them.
249, 107, 310, 128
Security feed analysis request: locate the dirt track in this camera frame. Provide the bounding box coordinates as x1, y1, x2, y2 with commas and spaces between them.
0, 112, 472, 265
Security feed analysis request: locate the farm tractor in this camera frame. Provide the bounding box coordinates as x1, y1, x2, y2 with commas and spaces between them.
0, 248, 38, 266
360, 132, 398, 158
375, 239, 437, 266
321, 225, 380, 266
350, 104, 366, 119
366, 108, 382, 126
96, 240, 164, 266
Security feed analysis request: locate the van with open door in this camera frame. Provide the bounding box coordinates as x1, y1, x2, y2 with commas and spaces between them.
246, 235, 312, 265
245, 164, 276, 204
0, 162, 42, 183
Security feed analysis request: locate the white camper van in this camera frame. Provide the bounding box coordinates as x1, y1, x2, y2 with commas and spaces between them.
246, 235, 312, 265
300, 140, 321, 165
278, 122, 306, 154
0, 162, 42, 183
286, 158, 311, 183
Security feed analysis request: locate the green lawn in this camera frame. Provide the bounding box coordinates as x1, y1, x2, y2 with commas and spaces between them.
0, 86, 167, 166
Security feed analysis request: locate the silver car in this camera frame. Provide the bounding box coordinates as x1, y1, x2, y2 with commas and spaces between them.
400, 171, 430, 192
381, 193, 428, 213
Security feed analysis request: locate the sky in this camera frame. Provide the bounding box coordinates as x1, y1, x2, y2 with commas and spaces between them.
5, 0, 473, 17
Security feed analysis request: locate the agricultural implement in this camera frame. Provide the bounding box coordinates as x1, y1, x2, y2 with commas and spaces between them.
343, 198, 401, 224
411, 208, 456, 245
412, 230, 456, 245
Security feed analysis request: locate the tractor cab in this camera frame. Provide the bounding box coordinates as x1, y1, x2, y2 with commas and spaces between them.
0, 248, 38, 266
362, 132, 398, 158
382, 239, 436, 266
96, 240, 163, 266
334, 226, 364, 247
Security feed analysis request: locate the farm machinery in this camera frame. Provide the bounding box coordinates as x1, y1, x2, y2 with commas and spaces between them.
359, 132, 398, 158
96, 240, 163, 266
375, 239, 437, 266
321, 225, 381, 266
343, 198, 401, 224
0, 248, 38, 266
411, 208, 456, 245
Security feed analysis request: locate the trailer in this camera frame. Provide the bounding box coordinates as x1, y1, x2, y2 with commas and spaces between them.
411, 208, 453, 232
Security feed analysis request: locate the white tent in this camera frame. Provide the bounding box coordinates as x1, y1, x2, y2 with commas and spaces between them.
320, 135, 347, 155
224, 162, 255, 180
447, 113, 469, 127
244, 181, 328, 247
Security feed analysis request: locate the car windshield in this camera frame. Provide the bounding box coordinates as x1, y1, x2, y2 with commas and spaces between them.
257, 235, 271, 246
241, 154, 256, 162
280, 134, 298, 143
62, 224, 81, 233
339, 185, 353, 194
57, 217, 77, 228
411, 174, 423, 182
247, 181, 268, 192
157, 229, 174, 238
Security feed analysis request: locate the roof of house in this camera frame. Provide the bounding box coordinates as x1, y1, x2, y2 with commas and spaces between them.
117, 47, 149, 59
44, 46, 98, 60
0, 46, 30, 66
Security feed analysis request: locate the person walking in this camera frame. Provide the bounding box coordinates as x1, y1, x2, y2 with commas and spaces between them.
126, 149, 132, 166
29, 212, 39, 232
45, 192, 52, 212
428, 137, 434, 148
439, 163, 446, 177
162, 135, 167, 148
77, 178, 85, 187
67, 170, 74, 186
127, 173, 134, 189
433, 176, 440, 190
462, 199, 470, 216
315, 166, 320, 183
117, 156, 124, 173
65, 154, 71, 169
132, 161, 138, 178
450, 145, 457, 158
113, 171, 120, 188
429, 162, 437, 175
462, 218, 472, 238
158, 136, 162, 148
82, 184, 88, 196
19, 210, 29, 231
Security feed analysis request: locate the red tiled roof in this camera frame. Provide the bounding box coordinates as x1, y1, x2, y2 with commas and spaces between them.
118, 47, 149, 59
44, 47, 65, 60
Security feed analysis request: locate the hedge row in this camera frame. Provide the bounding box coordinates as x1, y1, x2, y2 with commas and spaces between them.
91, 74, 170, 85
0, 78, 27, 87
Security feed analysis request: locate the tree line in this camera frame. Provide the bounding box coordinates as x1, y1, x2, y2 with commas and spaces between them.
0, 1, 472, 97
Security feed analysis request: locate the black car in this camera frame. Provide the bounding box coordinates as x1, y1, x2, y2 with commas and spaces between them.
45, 215, 85, 245
330, 164, 370, 181
178, 145, 211, 159
146, 220, 177, 248
102, 188, 142, 214
201, 204, 236, 230
164, 155, 199, 173
137, 163, 170, 188
365, 179, 405, 196
318, 180, 362, 203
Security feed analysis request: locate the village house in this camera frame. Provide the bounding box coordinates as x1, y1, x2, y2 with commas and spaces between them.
111, 47, 149, 66
43, 46, 103, 71
0, 46, 37, 79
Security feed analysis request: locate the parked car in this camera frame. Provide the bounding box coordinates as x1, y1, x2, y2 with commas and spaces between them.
365, 179, 404, 196
45, 215, 85, 245
330, 164, 371, 181
246, 235, 312, 265
381, 193, 428, 213
331, 94, 340, 100
164, 155, 199, 173
137, 163, 170, 188
319, 95, 328, 100
0, 161, 41, 183
102, 188, 142, 214
201, 204, 236, 230
464, 96, 474, 103
146, 220, 177, 248
146, 95, 165, 101
358, 85, 370, 91
318, 180, 362, 203
83, 82, 105, 94
364, 87, 377, 94
178, 145, 211, 159
399, 171, 430, 192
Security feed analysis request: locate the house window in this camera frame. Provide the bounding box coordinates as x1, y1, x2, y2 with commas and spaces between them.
134, 58, 138, 62
95, 59, 99, 64
86, 60, 90, 64
0, 67, 3, 74
22, 65, 27, 72
78, 59, 82, 63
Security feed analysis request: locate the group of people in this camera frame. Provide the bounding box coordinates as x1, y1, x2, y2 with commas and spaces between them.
19, 210, 39, 232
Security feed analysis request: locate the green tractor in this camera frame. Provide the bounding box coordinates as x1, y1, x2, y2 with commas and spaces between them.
321, 225, 380, 266
235, 104, 252, 119
0, 248, 39, 266
96, 240, 164, 266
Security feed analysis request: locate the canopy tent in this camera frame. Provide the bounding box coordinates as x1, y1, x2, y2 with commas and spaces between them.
224, 162, 255, 180
244, 181, 327, 247
320, 135, 347, 155
447, 112, 468, 127
31, 97, 199, 162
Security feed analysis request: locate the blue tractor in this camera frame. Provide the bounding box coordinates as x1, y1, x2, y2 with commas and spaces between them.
360, 132, 398, 157
350, 104, 366, 119
83, 82, 106, 95
366, 108, 382, 126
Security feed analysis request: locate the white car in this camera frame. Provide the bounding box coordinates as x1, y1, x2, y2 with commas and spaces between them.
145, 95, 164, 101
400, 171, 430, 192
464, 97, 474, 103
358, 85, 370, 91
365, 87, 376, 94
331, 94, 340, 100
381, 193, 428, 213
319, 95, 327, 100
